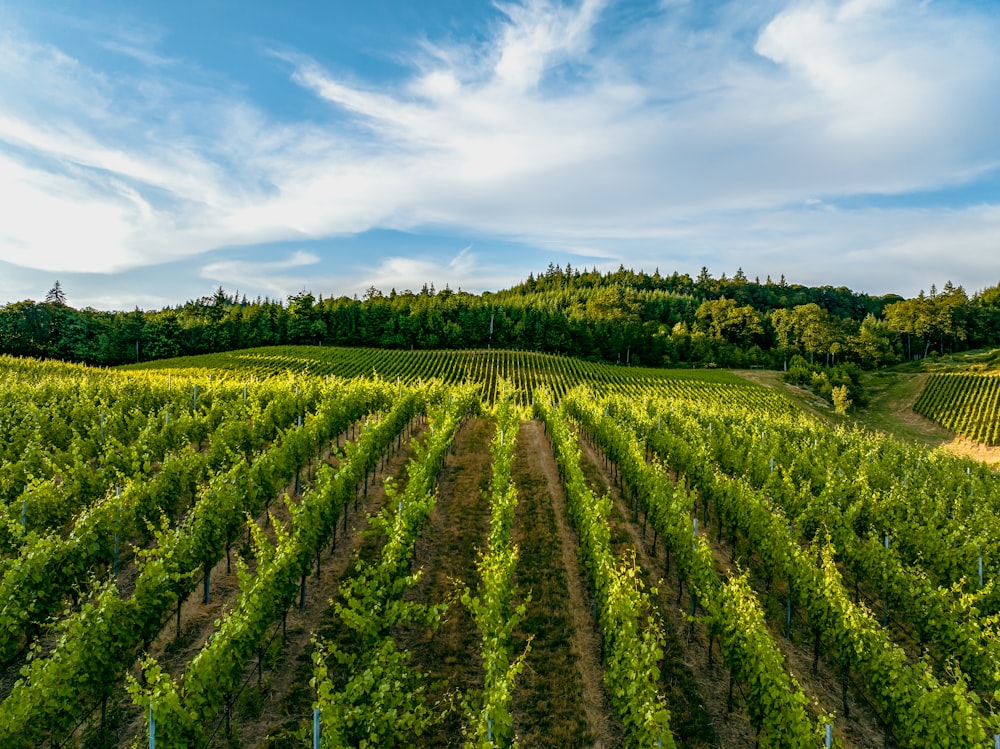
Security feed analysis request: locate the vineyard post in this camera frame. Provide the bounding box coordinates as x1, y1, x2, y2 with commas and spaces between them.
979, 547, 984, 589
825, 724, 833, 748
488, 718, 494, 743
149, 703, 156, 749
994, 734, 999, 749
313, 707, 321, 749
243, 383, 247, 405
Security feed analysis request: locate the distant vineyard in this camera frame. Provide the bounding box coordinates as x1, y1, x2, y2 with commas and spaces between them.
913, 372, 1000, 445
124, 344, 792, 411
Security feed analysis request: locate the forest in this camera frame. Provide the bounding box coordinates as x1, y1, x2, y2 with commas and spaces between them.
2, 265, 998, 373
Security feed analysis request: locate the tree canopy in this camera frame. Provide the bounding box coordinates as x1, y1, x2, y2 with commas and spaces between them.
2, 270, 998, 369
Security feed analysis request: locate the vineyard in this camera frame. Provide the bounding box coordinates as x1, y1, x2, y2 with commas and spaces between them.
121, 345, 758, 405
913, 372, 1000, 445
2, 349, 1000, 748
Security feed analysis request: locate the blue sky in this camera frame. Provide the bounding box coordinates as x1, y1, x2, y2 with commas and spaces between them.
1, 0, 999, 310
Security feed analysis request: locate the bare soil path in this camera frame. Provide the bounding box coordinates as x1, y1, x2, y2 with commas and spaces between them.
395, 415, 495, 747
510, 420, 619, 748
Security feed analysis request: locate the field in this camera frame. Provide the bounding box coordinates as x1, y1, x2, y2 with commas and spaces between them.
913, 373, 1000, 446
120, 345, 751, 404
2, 349, 1000, 748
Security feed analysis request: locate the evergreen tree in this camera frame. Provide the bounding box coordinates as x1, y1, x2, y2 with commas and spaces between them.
45, 281, 67, 306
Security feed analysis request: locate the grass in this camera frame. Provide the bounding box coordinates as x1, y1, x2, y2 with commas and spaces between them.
853, 370, 952, 447
892, 346, 1000, 374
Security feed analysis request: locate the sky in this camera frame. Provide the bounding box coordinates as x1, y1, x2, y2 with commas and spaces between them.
1, 0, 999, 310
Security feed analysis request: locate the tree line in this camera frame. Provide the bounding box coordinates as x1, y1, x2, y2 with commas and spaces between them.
2, 266, 998, 371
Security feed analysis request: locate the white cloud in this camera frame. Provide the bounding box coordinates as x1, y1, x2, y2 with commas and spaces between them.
362, 246, 526, 295
0, 0, 998, 299
200, 251, 322, 297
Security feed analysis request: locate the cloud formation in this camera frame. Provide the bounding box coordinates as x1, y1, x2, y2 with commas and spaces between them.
0, 0, 998, 302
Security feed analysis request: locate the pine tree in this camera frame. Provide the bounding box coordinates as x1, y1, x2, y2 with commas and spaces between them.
45, 281, 67, 305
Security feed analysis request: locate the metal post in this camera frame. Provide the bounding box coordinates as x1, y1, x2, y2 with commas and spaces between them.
313, 708, 321, 749
149, 703, 156, 749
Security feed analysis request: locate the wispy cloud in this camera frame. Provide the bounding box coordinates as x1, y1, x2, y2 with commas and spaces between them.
0, 0, 998, 302
362, 246, 527, 294
200, 251, 322, 297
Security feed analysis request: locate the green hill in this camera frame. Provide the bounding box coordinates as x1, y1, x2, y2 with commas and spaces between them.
123, 344, 791, 413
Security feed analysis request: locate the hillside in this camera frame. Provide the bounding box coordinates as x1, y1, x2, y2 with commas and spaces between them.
5, 352, 1000, 747
122, 344, 768, 406
735, 350, 1000, 467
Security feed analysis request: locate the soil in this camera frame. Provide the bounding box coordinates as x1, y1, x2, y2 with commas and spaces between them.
394, 415, 495, 747
510, 420, 617, 748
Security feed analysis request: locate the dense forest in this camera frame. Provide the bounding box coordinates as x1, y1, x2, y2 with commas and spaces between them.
2, 266, 999, 376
